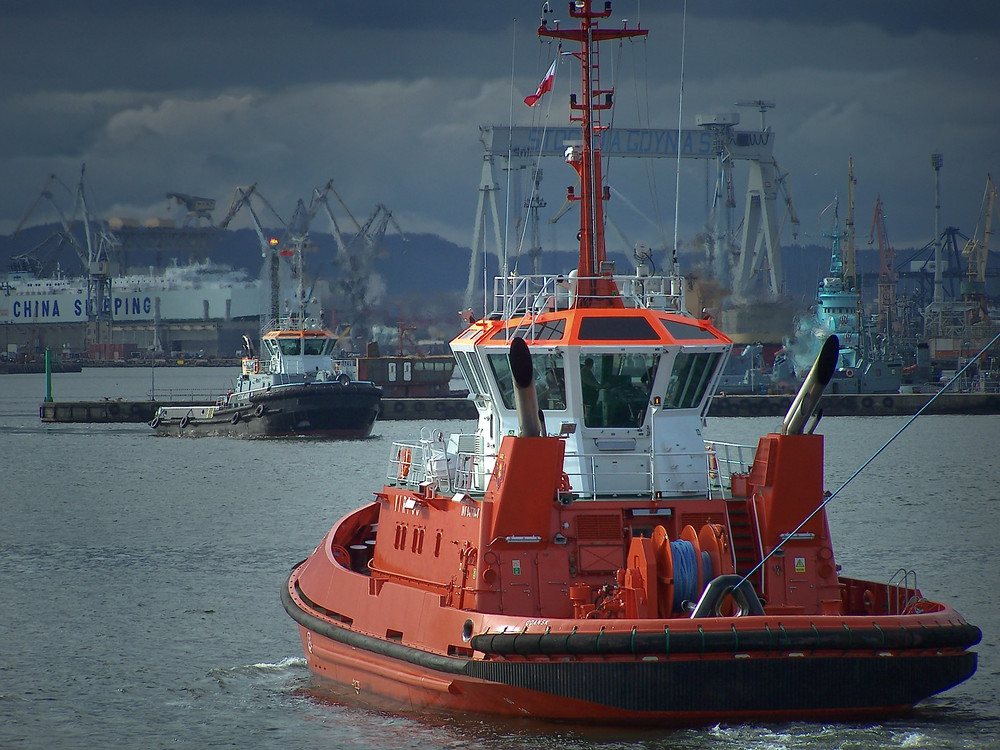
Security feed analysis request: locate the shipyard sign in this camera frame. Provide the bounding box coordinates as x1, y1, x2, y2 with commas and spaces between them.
3, 294, 155, 323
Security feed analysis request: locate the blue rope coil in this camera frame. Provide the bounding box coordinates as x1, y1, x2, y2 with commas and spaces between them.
671, 540, 698, 611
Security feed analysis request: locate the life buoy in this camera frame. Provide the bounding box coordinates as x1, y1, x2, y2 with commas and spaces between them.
231, 411, 241, 424
398, 448, 412, 480
254, 404, 266, 418
845, 369, 855, 378
179, 415, 190, 429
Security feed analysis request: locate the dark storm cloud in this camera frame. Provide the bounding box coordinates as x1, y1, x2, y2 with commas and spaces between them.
1, 1, 998, 254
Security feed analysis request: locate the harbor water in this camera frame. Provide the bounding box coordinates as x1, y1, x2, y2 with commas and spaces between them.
1, 366, 997, 749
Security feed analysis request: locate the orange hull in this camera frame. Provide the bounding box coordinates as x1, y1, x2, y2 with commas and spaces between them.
284, 556, 978, 723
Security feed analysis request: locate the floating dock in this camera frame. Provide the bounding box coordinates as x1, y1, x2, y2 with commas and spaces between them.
708, 391, 1000, 418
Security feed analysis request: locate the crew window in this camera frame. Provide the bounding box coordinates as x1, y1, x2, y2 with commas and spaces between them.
279, 338, 301, 356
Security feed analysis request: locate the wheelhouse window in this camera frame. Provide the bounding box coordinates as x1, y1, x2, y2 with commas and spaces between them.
662, 351, 721, 409
487, 351, 566, 411
577, 317, 658, 341
303, 338, 326, 356
581, 353, 658, 428
279, 338, 301, 356
455, 349, 489, 397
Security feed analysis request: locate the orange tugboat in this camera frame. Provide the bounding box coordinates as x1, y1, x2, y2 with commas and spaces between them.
284, 2, 979, 724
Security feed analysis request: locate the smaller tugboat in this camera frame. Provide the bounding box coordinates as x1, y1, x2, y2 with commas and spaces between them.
150, 195, 381, 438
150, 320, 381, 438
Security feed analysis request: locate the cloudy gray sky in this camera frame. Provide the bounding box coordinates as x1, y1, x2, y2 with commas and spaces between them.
2, 1, 998, 266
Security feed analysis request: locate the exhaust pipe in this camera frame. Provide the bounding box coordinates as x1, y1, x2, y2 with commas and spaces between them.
508, 337, 543, 437
782, 334, 839, 435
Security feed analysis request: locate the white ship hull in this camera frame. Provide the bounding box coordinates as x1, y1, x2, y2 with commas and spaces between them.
1, 265, 261, 325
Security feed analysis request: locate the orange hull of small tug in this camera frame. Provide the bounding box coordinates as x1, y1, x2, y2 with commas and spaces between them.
286, 539, 979, 724
294, 626, 931, 723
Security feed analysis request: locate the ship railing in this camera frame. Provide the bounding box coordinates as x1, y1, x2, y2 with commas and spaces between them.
491, 272, 687, 321
886, 568, 922, 615
388, 428, 453, 491
145, 388, 220, 402
259, 315, 327, 334
388, 436, 758, 500
704, 441, 757, 498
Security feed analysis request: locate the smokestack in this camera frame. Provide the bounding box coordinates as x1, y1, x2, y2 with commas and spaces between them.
782, 334, 838, 435
508, 337, 543, 437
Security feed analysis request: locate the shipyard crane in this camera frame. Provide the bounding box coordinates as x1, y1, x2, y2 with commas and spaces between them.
962, 174, 997, 324
219, 183, 289, 323
166, 192, 216, 227
843, 157, 858, 293
316, 183, 406, 349
869, 194, 898, 340
12, 167, 117, 344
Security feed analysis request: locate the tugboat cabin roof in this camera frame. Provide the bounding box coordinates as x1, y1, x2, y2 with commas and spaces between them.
458, 309, 731, 347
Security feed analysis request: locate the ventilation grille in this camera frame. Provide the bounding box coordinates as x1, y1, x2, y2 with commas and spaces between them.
577, 514, 622, 540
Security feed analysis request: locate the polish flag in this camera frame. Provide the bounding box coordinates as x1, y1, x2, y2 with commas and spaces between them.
524, 59, 557, 107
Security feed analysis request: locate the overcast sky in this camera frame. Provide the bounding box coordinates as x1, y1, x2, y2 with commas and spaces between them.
2, 1, 998, 269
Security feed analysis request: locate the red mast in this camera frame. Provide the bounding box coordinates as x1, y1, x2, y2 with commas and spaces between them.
538, 2, 647, 307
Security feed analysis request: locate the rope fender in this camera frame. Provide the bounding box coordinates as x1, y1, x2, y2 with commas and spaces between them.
470, 621, 982, 657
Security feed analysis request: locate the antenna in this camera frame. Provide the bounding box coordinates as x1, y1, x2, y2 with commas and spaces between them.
735, 100, 775, 130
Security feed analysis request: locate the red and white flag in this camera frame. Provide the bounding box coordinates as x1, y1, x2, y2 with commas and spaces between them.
524, 59, 557, 107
